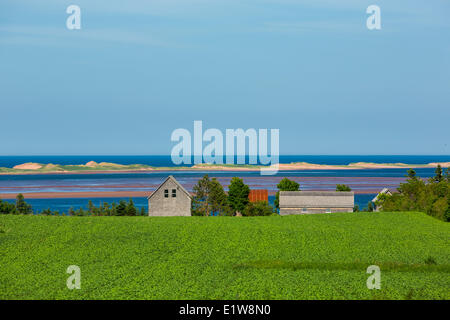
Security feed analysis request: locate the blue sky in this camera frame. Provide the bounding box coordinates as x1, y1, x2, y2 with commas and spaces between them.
0, 0, 449, 155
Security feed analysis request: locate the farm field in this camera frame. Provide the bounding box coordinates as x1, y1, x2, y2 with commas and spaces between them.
0, 212, 449, 300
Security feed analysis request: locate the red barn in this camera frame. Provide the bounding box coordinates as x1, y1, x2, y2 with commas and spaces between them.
248, 189, 268, 203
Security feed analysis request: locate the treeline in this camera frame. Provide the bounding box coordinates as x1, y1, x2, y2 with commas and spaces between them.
376, 166, 450, 221
66, 199, 147, 216
0, 195, 146, 216
191, 175, 275, 216
0, 194, 32, 215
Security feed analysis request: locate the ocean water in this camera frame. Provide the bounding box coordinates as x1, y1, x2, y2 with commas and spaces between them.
0, 167, 439, 194
1, 155, 449, 168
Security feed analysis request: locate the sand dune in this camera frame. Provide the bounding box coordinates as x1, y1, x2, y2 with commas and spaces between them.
12, 163, 43, 170
2, 161, 448, 175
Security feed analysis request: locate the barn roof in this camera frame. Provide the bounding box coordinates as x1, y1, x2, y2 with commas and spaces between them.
371, 188, 392, 203
248, 189, 269, 202
147, 175, 192, 200
279, 191, 354, 208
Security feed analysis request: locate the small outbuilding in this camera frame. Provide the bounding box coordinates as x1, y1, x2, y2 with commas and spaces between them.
279, 191, 354, 215
371, 188, 393, 212
148, 175, 192, 216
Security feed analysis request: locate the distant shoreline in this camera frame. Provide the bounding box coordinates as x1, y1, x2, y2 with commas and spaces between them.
0, 161, 448, 175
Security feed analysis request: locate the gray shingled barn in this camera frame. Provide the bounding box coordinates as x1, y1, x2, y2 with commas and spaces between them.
148, 175, 192, 216
279, 191, 354, 215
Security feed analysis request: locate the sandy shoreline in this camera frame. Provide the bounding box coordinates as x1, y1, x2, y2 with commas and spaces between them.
1, 161, 449, 175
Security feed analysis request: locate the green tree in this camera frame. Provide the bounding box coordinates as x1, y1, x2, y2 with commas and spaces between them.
74, 207, 87, 216
192, 174, 211, 216
227, 177, 250, 215
100, 202, 111, 216
431, 165, 444, 183
353, 205, 360, 212
41, 208, 52, 215
126, 198, 137, 216
407, 168, 417, 180
367, 201, 374, 212
110, 202, 117, 216
88, 200, 94, 214
115, 200, 127, 216
68, 207, 75, 216
140, 207, 146, 216
336, 184, 352, 192
242, 201, 274, 216
0, 199, 16, 214
208, 178, 231, 216
376, 168, 450, 222
15, 194, 32, 215
431, 197, 448, 221
274, 178, 300, 209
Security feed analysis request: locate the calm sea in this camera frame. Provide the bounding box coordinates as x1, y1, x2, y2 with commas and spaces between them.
1, 155, 449, 167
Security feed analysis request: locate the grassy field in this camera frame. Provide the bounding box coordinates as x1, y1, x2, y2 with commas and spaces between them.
0, 212, 449, 300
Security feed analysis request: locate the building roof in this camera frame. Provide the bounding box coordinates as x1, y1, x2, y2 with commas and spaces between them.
281, 191, 354, 197
279, 191, 354, 208
371, 188, 392, 203
248, 189, 268, 202
147, 175, 192, 200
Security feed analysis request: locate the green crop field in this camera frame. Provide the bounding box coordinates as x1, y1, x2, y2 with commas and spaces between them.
0, 212, 449, 300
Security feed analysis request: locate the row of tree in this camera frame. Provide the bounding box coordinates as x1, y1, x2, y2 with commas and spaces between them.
191, 175, 275, 216
0, 195, 146, 216
0, 194, 32, 215
67, 199, 147, 216
375, 166, 450, 221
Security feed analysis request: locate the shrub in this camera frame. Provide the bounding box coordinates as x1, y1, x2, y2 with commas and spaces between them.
274, 178, 300, 209
376, 168, 450, 221
0, 199, 16, 214
336, 184, 352, 192
242, 201, 275, 216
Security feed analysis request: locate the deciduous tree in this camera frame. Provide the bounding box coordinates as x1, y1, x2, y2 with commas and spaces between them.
227, 177, 250, 215
274, 178, 300, 209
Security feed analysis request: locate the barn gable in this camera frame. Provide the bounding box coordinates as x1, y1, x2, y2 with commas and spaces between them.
148, 176, 192, 216
147, 175, 191, 200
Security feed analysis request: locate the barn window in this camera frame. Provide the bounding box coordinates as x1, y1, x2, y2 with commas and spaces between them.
172, 189, 176, 197
164, 189, 169, 198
